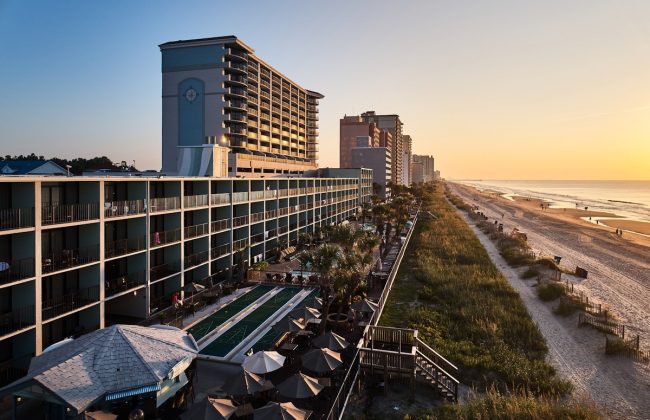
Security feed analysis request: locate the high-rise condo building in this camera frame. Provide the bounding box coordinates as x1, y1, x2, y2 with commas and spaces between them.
402, 135, 412, 186
338, 116, 381, 168
160, 36, 323, 177
360, 111, 403, 185
411, 154, 435, 183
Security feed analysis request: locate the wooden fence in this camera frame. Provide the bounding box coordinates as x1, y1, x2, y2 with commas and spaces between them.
578, 313, 625, 338
605, 334, 650, 364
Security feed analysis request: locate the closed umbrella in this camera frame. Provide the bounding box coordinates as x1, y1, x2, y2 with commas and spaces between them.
277, 372, 324, 399
184, 282, 206, 293
205, 398, 238, 420
301, 348, 342, 374
272, 317, 306, 333
305, 297, 323, 310
289, 306, 321, 321
253, 402, 311, 420
221, 368, 274, 396
242, 351, 286, 374
351, 298, 378, 314
311, 331, 349, 352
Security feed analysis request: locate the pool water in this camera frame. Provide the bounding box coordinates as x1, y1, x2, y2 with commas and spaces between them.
187, 285, 274, 341
199, 287, 303, 357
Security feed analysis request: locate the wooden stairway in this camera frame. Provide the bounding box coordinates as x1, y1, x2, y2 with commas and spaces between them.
414, 338, 459, 402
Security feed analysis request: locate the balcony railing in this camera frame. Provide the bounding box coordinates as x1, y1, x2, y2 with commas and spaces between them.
250, 233, 264, 245
184, 194, 208, 209
149, 197, 180, 213
265, 209, 277, 219
42, 285, 100, 320
150, 261, 181, 282
210, 193, 230, 206
41, 203, 99, 225
0, 208, 34, 231
0, 257, 35, 284
104, 199, 146, 218
232, 192, 249, 203
0, 354, 33, 388
150, 228, 181, 247
105, 236, 146, 259
211, 244, 231, 259
232, 215, 249, 228
42, 245, 100, 274
250, 191, 265, 201
233, 238, 248, 251
185, 250, 209, 269
249, 212, 264, 223
105, 271, 146, 298
184, 223, 209, 239
0, 305, 35, 336
211, 218, 230, 232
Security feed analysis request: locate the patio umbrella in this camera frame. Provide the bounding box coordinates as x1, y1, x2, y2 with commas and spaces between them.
253, 402, 311, 420
221, 368, 274, 396
277, 372, 324, 399
184, 282, 206, 293
242, 351, 286, 374
311, 331, 350, 352
272, 316, 306, 333
205, 398, 238, 420
289, 306, 321, 321
351, 298, 378, 314
301, 348, 342, 374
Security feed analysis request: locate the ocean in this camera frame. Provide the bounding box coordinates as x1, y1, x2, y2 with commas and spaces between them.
455, 180, 650, 222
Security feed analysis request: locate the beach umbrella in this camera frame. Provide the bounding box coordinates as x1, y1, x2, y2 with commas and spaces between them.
311, 331, 349, 352
301, 348, 342, 374
277, 372, 324, 399
289, 306, 321, 321
242, 351, 286, 374
221, 368, 274, 396
305, 297, 323, 310
205, 398, 238, 420
351, 298, 378, 314
272, 317, 306, 333
184, 282, 206, 293
253, 402, 311, 420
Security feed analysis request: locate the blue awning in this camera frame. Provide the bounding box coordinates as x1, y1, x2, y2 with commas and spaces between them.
105, 383, 161, 401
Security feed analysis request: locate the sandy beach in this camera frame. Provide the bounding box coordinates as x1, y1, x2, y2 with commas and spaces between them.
448, 182, 650, 419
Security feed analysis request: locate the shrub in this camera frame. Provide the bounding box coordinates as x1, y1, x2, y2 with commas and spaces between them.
522, 267, 540, 279
537, 282, 566, 301
553, 298, 585, 316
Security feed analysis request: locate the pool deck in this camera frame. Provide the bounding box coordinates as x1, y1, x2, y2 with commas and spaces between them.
196, 286, 315, 363
182, 286, 255, 332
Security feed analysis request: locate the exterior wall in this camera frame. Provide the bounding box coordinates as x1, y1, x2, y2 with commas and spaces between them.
412, 155, 434, 183
351, 148, 391, 199
0, 174, 364, 380
361, 112, 403, 186
339, 117, 380, 168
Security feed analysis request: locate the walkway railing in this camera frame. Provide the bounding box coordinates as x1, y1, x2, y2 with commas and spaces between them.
0, 305, 35, 336
41, 202, 99, 225
42, 285, 100, 320
0, 257, 35, 284
0, 207, 33, 230
42, 245, 100, 274
104, 200, 146, 218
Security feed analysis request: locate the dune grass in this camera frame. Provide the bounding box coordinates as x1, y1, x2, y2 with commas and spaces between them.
380, 183, 572, 396
537, 282, 566, 301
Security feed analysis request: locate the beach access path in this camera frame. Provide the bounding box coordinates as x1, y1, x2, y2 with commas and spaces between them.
448, 183, 650, 419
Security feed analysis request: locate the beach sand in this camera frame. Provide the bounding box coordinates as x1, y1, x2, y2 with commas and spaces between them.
600, 219, 650, 236
448, 182, 650, 419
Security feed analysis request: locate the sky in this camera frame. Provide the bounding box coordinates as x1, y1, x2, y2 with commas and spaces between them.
0, 0, 649, 180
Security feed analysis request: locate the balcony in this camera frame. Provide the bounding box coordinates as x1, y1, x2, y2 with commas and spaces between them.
104, 200, 146, 218
0, 257, 35, 285
248, 108, 259, 117
250, 233, 264, 245
225, 48, 247, 61
265, 209, 277, 219
249, 212, 264, 223
226, 74, 247, 86
0, 208, 34, 231
42, 284, 100, 321
232, 192, 249, 203
150, 228, 181, 248
210, 193, 230, 206
184, 223, 209, 239
42, 245, 100, 274
184, 194, 209, 209
232, 215, 249, 228
105, 271, 146, 298
233, 238, 248, 252
150, 261, 181, 282
41, 203, 99, 226
0, 354, 32, 388
228, 62, 247, 72
185, 250, 209, 269
211, 244, 231, 259
248, 96, 258, 105
250, 191, 265, 201
211, 218, 230, 233
0, 305, 35, 336
225, 100, 247, 111
149, 197, 180, 213
105, 236, 146, 259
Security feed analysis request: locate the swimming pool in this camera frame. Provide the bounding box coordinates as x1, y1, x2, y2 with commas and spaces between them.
187, 285, 274, 342
200, 287, 304, 358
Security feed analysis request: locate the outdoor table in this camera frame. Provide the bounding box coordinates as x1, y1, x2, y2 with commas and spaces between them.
306, 318, 321, 332
280, 343, 299, 352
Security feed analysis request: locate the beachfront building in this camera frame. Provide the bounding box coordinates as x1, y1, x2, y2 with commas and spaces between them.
402, 135, 412, 187
308, 167, 373, 203
349, 139, 392, 199
0, 174, 365, 385
338, 116, 381, 168
360, 111, 404, 185
411, 154, 435, 183
160, 36, 323, 177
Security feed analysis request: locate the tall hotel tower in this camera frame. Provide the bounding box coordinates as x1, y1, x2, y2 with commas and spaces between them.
160, 36, 323, 177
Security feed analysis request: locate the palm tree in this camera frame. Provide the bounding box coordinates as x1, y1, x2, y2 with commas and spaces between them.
360, 202, 372, 224
305, 243, 340, 332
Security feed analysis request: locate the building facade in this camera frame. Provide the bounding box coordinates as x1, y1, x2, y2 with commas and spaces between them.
360, 111, 403, 185
402, 135, 412, 187
160, 36, 323, 177
350, 147, 392, 199
338, 116, 381, 168
411, 154, 435, 183
0, 175, 365, 385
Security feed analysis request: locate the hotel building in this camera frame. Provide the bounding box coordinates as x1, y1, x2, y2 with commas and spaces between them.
160, 36, 323, 177
360, 111, 404, 185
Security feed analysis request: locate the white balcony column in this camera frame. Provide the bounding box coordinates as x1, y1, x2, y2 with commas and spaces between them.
34, 181, 43, 355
